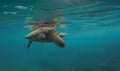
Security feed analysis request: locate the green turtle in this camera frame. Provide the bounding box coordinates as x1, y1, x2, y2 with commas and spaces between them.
25, 27, 65, 48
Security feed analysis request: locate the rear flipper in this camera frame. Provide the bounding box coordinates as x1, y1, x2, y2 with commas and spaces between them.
27, 40, 32, 48
53, 36, 65, 48
48, 30, 65, 48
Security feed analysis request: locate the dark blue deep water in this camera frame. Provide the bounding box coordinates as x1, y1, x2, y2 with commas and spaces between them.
0, 0, 120, 71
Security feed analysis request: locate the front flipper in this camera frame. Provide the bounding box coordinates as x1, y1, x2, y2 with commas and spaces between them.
27, 40, 32, 48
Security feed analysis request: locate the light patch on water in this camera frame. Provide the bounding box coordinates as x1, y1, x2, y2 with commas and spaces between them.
25, 17, 36, 26
25, 17, 33, 22
9, 12, 17, 15
3, 11, 17, 15
3, 11, 9, 14
26, 17, 33, 20
3, 5, 8, 7
63, 0, 73, 5
59, 24, 66, 29
29, 6, 34, 11
15, 5, 28, 10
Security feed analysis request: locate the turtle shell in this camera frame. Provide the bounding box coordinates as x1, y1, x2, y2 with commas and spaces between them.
25, 27, 54, 39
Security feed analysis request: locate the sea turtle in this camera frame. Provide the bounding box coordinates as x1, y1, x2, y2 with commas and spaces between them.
25, 27, 66, 48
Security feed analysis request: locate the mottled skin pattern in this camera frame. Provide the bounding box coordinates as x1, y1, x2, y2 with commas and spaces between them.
25, 27, 65, 48
25, 27, 54, 41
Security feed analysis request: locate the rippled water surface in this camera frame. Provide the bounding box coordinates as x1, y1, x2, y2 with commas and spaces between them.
0, 0, 120, 71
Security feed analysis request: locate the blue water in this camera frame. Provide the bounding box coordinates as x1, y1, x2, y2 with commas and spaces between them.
0, 0, 120, 71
